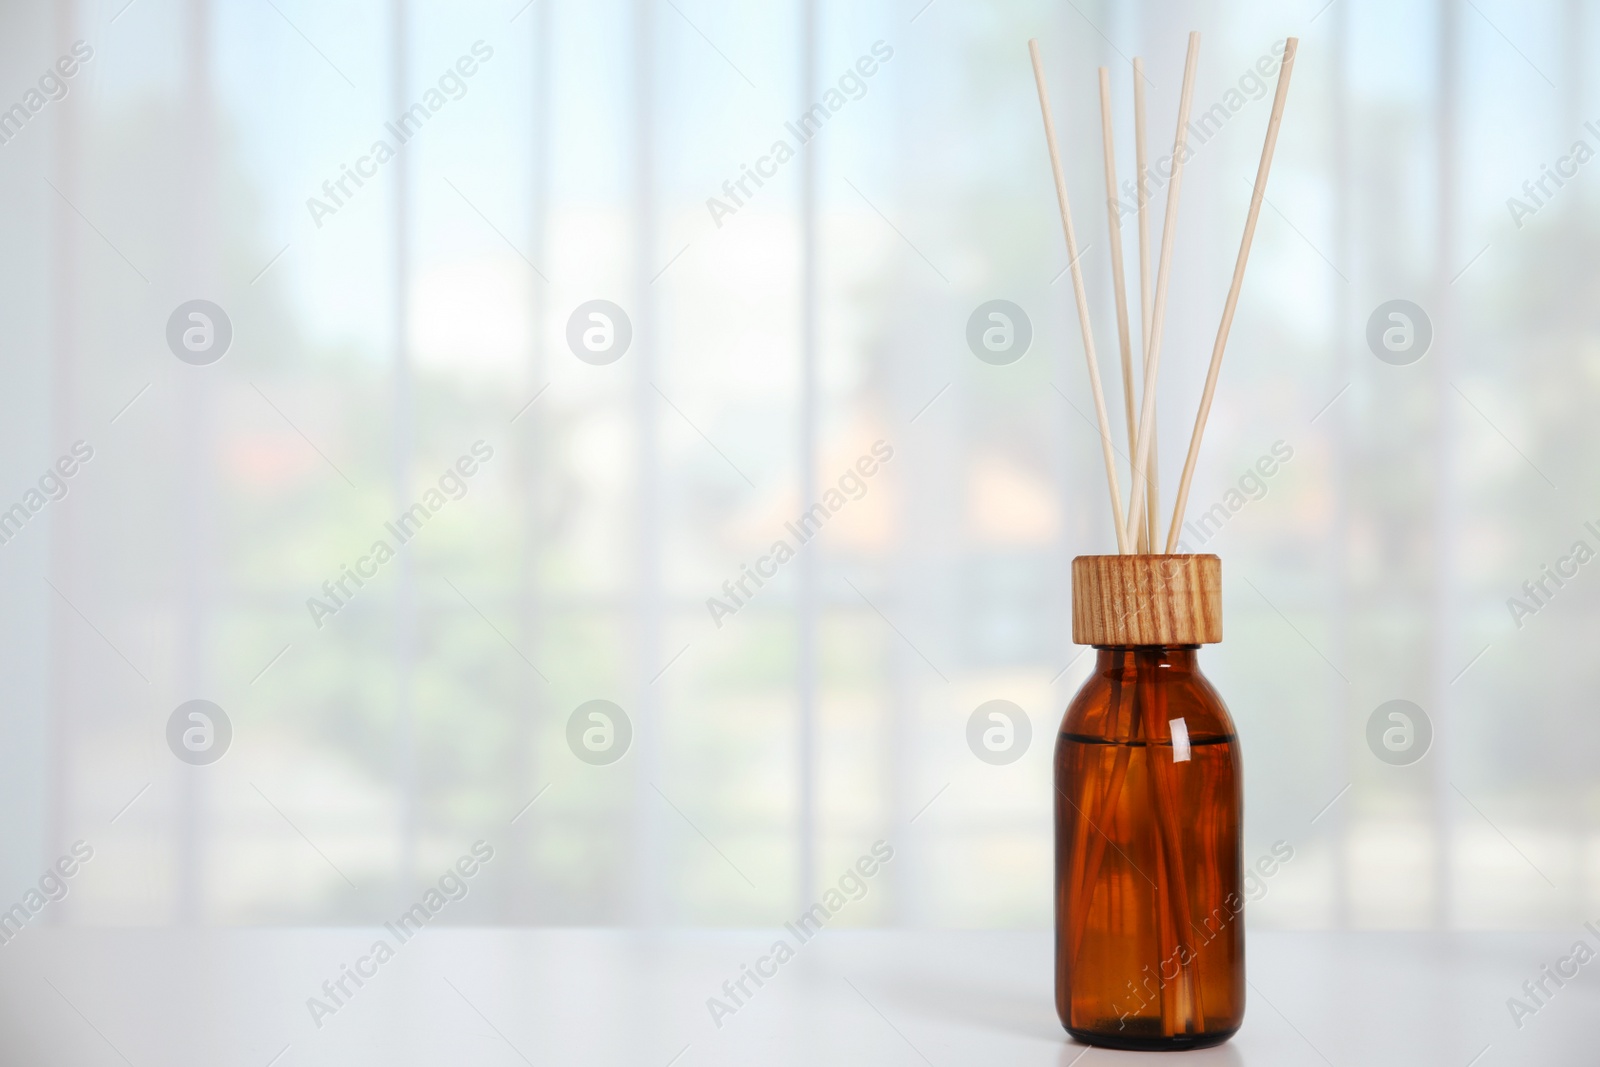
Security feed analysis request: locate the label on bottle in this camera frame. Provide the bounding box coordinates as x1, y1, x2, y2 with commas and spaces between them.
1169, 717, 1191, 763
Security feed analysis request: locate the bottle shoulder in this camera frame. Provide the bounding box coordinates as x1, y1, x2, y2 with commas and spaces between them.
1061, 654, 1236, 743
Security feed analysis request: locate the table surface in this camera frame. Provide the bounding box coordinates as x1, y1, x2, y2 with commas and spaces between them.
0, 928, 1589, 1065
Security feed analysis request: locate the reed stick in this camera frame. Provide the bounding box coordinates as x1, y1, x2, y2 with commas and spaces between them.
1142, 667, 1205, 1033
1097, 66, 1139, 543
1123, 31, 1200, 552
1067, 671, 1138, 970
1165, 38, 1299, 551
1030, 39, 1130, 554
1132, 57, 1160, 553
1145, 766, 1183, 1034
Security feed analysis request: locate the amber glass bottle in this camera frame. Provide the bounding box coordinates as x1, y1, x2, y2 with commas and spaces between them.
1056, 555, 1242, 1050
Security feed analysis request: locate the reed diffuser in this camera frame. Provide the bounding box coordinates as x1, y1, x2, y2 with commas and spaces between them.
1028, 32, 1299, 1050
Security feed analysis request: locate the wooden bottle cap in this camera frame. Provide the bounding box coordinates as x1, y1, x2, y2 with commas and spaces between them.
1071, 554, 1222, 646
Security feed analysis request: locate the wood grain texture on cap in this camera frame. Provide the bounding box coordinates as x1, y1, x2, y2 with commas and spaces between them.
1071, 554, 1222, 646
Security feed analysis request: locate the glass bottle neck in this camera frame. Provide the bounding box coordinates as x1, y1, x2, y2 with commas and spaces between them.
1093, 647, 1201, 674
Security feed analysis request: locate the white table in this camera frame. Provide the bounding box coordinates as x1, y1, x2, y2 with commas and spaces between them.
0, 929, 1588, 1065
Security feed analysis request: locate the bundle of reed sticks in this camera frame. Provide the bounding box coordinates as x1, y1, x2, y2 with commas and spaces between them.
1028, 32, 1298, 554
